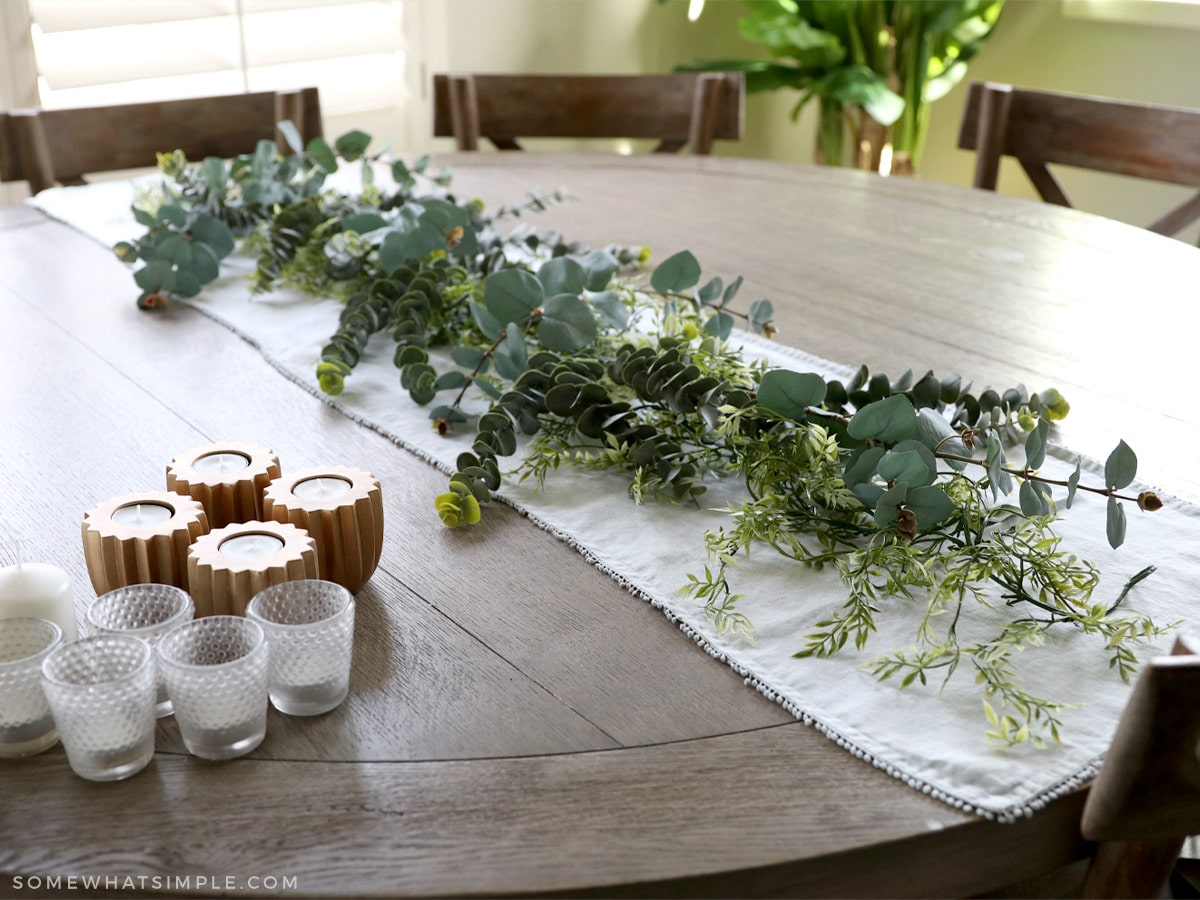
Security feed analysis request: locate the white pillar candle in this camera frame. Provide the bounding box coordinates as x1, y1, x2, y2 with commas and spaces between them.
0, 562, 78, 641
109, 502, 174, 528
191, 452, 250, 475
218, 533, 284, 559
291, 476, 352, 502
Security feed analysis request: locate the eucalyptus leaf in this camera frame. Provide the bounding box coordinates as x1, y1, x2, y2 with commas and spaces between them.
650, 249, 702, 293
848, 395, 919, 443
1024, 418, 1049, 470
189, 215, 235, 257
1104, 440, 1137, 490
1066, 459, 1081, 509
580, 249, 618, 291
538, 293, 598, 352
334, 129, 372, 161
589, 291, 629, 330
537, 257, 586, 297
1107, 495, 1127, 549
906, 485, 957, 531
278, 120, 303, 155
757, 369, 826, 421
306, 137, 337, 173
703, 311, 734, 340
485, 268, 544, 326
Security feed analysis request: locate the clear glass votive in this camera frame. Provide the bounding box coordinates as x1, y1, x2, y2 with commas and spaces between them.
246, 580, 355, 717
40, 634, 156, 781
86, 584, 195, 718
155, 615, 268, 760
0, 617, 63, 758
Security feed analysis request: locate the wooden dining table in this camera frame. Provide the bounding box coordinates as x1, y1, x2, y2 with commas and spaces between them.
1, 152, 1197, 898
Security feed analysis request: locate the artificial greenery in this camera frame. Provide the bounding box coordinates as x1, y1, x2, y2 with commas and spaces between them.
117, 130, 1168, 745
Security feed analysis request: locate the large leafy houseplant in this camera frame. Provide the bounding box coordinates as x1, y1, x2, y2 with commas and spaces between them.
679, 0, 1004, 172
116, 132, 1170, 746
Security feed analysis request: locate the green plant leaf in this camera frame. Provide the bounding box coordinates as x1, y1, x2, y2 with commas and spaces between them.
485, 268, 544, 326
537, 257, 586, 296
704, 311, 734, 340
757, 369, 826, 421
1107, 495, 1127, 549
1024, 418, 1049, 470
877, 447, 936, 488
589, 290, 629, 330
277, 120, 303, 155
189, 215, 235, 257
650, 249, 702, 293
306, 137, 338, 173
334, 129, 372, 161
1105, 440, 1137, 490
848, 395, 919, 443
580, 249, 618, 291
906, 485, 957, 530
538, 293, 598, 352
340, 213, 387, 234
202, 157, 228, 201
814, 65, 905, 126
1066, 459, 1081, 509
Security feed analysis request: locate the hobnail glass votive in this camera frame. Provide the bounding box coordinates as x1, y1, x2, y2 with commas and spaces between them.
246, 580, 355, 716
156, 615, 268, 760
86, 584, 195, 718
0, 617, 63, 758
40, 634, 156, 781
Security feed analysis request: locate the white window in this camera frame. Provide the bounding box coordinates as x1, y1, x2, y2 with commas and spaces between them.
1, 0, 446, 202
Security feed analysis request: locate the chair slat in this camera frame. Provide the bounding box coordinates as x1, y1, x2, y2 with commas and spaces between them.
1, 88, 322, 194
432, 73, 743, 156
959, 81, 1200, 238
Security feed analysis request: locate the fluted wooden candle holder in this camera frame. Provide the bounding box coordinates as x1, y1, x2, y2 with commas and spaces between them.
166, 442, 281, 529
187, 520, 317, 617
82, 492, 209, 594
262, 466, 383, 593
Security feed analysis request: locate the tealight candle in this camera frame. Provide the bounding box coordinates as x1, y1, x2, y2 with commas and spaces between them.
187, 520, 317, 617
263, 466, 383, 593
0, 551, 78, 641
219, 533, 285, 559
109, 502, 174, 528
167, 442, 281, 528
291, 476, 352, 502
82, 491, 209, 594
191, 452, 251, 475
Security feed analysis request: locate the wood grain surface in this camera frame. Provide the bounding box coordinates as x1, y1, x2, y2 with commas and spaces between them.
2, 154, 1196, 897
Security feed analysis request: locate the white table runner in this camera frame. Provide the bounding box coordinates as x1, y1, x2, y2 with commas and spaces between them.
30, 181, 1200, 820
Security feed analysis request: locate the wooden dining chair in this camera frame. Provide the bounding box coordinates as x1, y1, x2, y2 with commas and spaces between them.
431, 72, 744, 155
958, 81, 1200, 242
0, 87, 322, 195
1076, 626, 1200, 898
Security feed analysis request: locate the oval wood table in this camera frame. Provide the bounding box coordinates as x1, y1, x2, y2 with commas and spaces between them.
1, 154, 1197, 898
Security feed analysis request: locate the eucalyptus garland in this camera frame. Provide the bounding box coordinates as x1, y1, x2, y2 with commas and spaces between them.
116, 130, 1169, 746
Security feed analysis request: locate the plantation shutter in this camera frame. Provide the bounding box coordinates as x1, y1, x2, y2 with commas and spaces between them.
25, 0, 418, 146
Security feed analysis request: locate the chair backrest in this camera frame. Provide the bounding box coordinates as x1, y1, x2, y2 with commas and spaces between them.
958, 81, 1200, 239
1078, 627, 1200, 898
0, 88, 322, 195
431, 73, 744, 155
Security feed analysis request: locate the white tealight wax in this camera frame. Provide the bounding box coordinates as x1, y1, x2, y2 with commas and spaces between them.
218, 533, 284, 559
292, 476, 352, 502
109, 503, 174, 528
192, 452, 251, 475
0, 562, 78, 641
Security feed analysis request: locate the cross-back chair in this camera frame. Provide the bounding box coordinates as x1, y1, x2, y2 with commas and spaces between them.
0, 87, 322, 195
958, 81, 1200, 243
1077, 626, 1200, 898
432, 72, 744, 155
